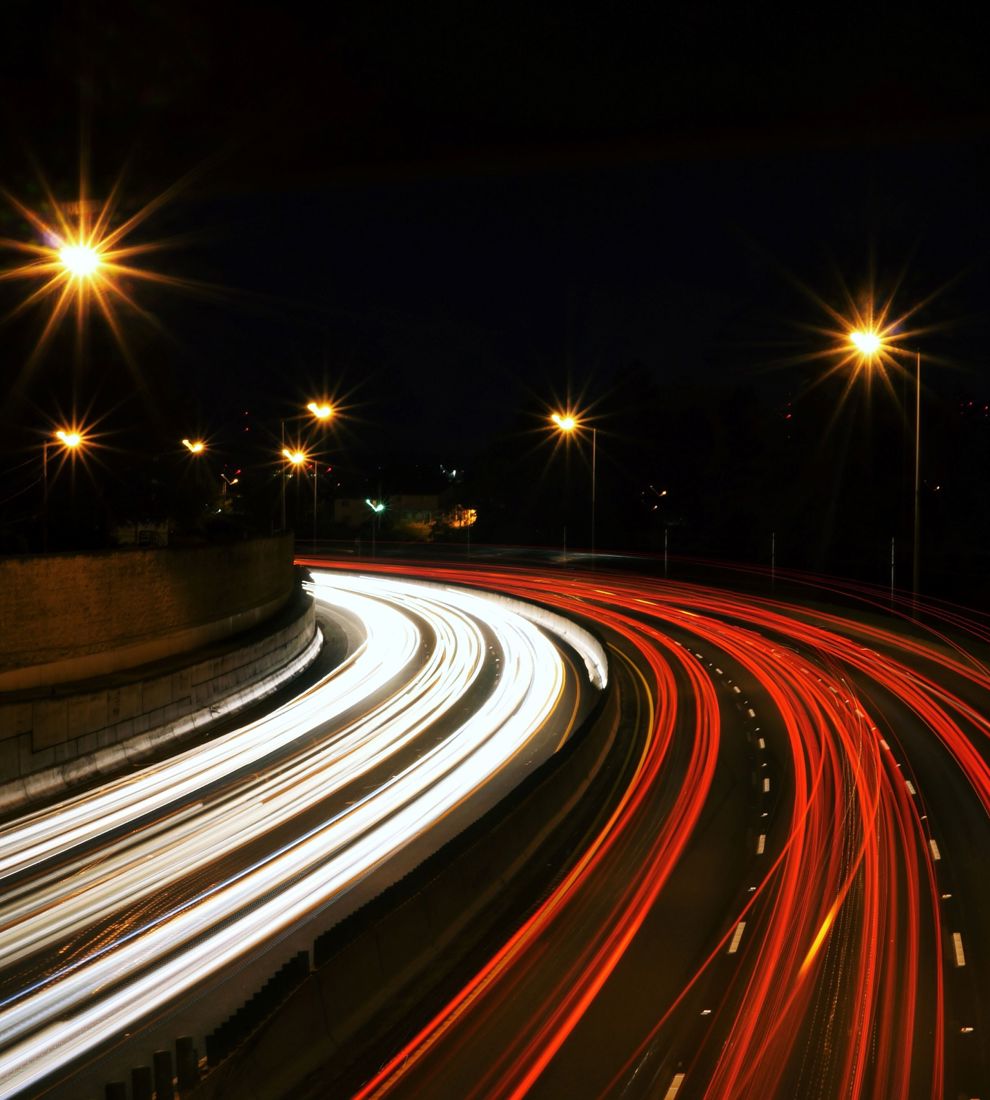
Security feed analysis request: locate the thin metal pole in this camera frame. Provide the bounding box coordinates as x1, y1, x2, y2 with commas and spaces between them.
42, 442, 49, 553
312, 461, 318, 549
912, 350, 921, 606
890, 536, 896, 606
280, 419, 286, 532
590, 428, 597, 563
664, 526, 669, 577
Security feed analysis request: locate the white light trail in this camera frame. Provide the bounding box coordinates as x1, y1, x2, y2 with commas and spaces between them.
0, 571, 596, 1096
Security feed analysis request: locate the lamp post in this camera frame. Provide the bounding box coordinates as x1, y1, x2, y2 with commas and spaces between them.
306, 401, 335, 548
281, 447, 309, 535
551, 411, 596, 561
182, 438, 206, 455
912, 348, 921, 603
849, 330, 923, 604
280, 420, 286, 531
42, 428, 85, 552
366, 498, 385, 558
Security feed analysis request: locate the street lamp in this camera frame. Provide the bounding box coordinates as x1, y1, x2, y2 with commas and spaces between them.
307, 400, 336, 547
551, 411, 597, 561
182, 438, 206, 454
59, 242, 101, 279
849, 329, 882, 357
366, 498, 385, 558
282, 447, 311, 537
42, 427, 86, 552
848, 328, 923, 603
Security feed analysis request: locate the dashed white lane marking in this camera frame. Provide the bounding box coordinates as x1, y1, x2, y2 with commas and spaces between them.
905, 780, 916, 795
728, 921, 747, 954
746, 707, 756, 718
757, 737, 766, 749
930, 838, 942, 862
952, 932, 967, 968
663, 1073, 686, 1099
762, 777, 771, 793
715, 667, 723, 675
733, 685, 742, 694
756, 833, 766, 854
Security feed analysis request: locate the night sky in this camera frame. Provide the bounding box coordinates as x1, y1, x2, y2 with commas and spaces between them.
2, 4, 989, 594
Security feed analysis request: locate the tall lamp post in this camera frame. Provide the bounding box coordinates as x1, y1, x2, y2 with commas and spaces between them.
551, 411, 597, 561
281, 447, 309, 536
42, 428, 85, 552
306, 401, 335, 548
849, 330, 923, 603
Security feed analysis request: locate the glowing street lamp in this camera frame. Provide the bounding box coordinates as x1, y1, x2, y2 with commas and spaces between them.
42, 427, 87, 552
281, 447, 313, 537
182, 438, 206, 454
306, 401, 336, 547
551, 410, 597, 561
55, 429, 84, 449
551, 412, 577, 432
846, 328, 923, 602
849, 329, 882, 357
59, 242, 101, 279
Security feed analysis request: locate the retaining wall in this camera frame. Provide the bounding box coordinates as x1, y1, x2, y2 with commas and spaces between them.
0, 593, 317, 811
0, 535, 295, 692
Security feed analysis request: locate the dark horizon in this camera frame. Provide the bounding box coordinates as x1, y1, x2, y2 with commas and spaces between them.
1, 4, 989, 601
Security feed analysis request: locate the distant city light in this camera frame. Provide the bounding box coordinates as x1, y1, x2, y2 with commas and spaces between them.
366, 498, 386, 513
446, 506, 477, 529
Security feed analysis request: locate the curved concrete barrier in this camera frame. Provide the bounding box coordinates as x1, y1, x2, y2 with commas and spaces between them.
0, 594, 319, 815
0, 536, 295, 692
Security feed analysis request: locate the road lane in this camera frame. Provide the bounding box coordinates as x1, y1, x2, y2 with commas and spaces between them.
0, 571, 602, 1098
315, 561, 988, 1100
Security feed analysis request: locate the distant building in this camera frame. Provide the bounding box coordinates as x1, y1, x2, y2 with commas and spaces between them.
112, 520, 170, 548
334, 494, 440, 529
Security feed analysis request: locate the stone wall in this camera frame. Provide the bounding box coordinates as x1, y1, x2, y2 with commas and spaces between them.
0, 536, 295, 692
0, 594, 318, 809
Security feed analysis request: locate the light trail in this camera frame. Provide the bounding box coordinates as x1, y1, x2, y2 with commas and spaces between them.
314, 559, 988, 1100
0, 572, 602, 1097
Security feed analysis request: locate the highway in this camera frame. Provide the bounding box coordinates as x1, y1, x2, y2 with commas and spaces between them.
291, 560, 990, 1100
0, 571, 604, 1098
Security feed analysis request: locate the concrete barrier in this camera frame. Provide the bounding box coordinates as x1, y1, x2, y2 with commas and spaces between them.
0, 591, 318, 813
0, 536, 295, 692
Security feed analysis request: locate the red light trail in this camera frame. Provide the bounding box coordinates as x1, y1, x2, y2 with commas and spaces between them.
297, 558, 988, 1100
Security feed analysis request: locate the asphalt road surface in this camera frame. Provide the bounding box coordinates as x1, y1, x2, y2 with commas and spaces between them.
299, 559, 989, 1100
0, 571, 601, 1098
